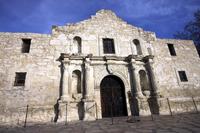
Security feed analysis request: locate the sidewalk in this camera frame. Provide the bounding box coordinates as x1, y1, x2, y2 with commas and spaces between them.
0, 113, 200, 133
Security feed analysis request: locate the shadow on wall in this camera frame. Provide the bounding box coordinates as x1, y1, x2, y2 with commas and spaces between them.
59, 61, 64, 99
148, 97, 160, 115
128, 91, 139, 116
128, 91, 160, 116
54, 100, 60, 122
127, 64, 140, 116
54, 57, 64, 122
77, 101, 84, 120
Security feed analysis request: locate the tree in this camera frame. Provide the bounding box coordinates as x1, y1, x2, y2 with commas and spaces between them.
174, 9, 200, 56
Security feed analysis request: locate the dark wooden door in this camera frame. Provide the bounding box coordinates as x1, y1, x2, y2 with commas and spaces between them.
100, 75, 127, 117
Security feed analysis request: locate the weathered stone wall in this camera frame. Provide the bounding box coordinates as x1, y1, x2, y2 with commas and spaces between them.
0, 10, 200, 125
151, 39, 200, 115
0, 33, 60, 124
153, 39, 200, 98
51, 10, 155, 57
92, 62, 132, 118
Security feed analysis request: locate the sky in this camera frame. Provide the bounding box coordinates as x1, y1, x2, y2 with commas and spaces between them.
0, 0, 200, 38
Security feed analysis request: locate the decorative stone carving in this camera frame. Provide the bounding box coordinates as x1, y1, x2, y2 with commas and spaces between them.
84, 56, 95, 99
0, 10, 199, 124
129, 58, 144, 98
146, 57, 159, 97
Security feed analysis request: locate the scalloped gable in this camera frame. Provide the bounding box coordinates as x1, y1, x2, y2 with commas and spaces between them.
52, 9, 148, 35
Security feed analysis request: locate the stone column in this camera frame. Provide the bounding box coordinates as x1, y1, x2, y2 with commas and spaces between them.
83, 56, 96, 121
130, 59, 143, 98
61, 60, 70, 102
84, 63, 89, 98
146, 58, 159, 96
84, 57, 93, 99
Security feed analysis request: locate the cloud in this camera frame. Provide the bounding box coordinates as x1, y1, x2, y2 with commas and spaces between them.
0, 0, 199, 37
119, 0, 197, 18
115, 0, 200, 37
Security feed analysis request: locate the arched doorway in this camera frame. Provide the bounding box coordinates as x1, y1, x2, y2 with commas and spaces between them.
100, 75, 127, 117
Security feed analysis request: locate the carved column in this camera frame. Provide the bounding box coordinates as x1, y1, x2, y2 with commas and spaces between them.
83, 56, 96, 121
61, 59, 70, 102
146, 58, 159, 96
130, 58, 143, 98
84, 57, 94, 99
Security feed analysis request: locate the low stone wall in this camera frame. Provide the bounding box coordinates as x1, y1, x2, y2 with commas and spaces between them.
0, 97, 199, 125
167, 97, 200, 114
58, 100, 96, 122
155, 97, 200, 115
134, 97, 200, 116
0, 105, 55, 126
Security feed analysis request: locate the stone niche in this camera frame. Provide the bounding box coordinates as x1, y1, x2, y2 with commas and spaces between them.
71, 70, 83, 100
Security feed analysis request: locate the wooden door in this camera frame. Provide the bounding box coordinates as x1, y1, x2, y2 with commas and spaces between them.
100, 75, 127, 117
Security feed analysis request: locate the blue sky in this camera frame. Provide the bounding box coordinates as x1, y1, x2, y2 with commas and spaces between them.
0, 0, 199, 38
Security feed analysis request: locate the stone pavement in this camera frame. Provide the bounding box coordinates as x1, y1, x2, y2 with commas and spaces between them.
0, 113, 200, 133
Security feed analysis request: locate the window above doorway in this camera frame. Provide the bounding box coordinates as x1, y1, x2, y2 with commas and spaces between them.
103, 38, 115, 54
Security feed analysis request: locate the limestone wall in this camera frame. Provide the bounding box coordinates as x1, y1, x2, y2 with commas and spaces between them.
0, 10, 200, 124
51, 10, 155, 57
153, 39, 200, 98
0, 33, 59, 124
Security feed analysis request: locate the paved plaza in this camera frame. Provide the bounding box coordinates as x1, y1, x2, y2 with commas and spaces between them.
0, 113, 200, 133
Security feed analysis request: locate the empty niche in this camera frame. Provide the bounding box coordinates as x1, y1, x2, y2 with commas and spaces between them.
73, 36, 82, 54
72, 70, 82, 94
139, 70, 150, 96
133, 39, 142, 55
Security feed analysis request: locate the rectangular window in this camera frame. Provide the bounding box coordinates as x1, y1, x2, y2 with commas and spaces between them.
178, 71, 188, 82
103, 38, 115, 54
14, 72, 27, 86
167, 43, 176, 56
22, 39, 31, 53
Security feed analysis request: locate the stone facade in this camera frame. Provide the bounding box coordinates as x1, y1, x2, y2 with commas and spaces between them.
0, 9, 200, 125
